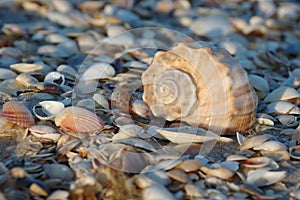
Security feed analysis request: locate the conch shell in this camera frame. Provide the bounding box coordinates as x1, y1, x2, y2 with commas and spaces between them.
142, 42, 258, 135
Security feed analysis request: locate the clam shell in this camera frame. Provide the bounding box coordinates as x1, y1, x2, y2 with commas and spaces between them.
57, 64, 77, 81
239, 134, 272, 150
266, 101, 300, 115
242, 157, 270, 168
0, 101, 35, 128
0, 68, 17, 79
16, 73, 39, 88
248, 74, 269, 99
152, 126, 233, 144
55, 106, 104, 134
33, 101, 65, 121
80, 62, 115, 81
246, 169, 287, 187
264, 87, 300, 104
142, 42, 258, 135
10, 63, 45, 74
253, 141, 286, 151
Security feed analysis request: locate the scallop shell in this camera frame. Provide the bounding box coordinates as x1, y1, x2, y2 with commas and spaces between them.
55, 106, 104, 134
142, 42, 258, 135
0, 101, 35, 128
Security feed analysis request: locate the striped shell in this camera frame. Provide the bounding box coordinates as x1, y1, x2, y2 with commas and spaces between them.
55, 106, 104, 134
0, 101, 35, 128
142, 42, 258, 135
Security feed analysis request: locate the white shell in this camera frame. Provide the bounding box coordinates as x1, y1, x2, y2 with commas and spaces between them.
246, 169, 286, 187
248, 74, 269, 99
44, 72, 65, 86
151, 126, 233, 144
93, 93, 109, 109
264, 87, 300, 104
266, 101, 300, 115
142, 42, 258, 135
253, 141, 286, 151
80, 62, 115, 81
33, 101, 65, 120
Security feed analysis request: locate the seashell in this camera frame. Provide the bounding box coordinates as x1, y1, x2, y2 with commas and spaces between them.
0, 68, 17, 80
289, 145, 300, 160
112, 124, 144, 141
57, 64, 77, 81
44, 164, 74, 181
248, 74, 269, 99
167, 169, 189, 183
176, 159, 202, 173
0, 116, 15, 132
31, 82, 65, 95
44, 72, 65, 86
93, 93, 109, 109
276, 115, 298, 127
0, 101, 35, 128
142, 184, 175, 200
200, 166, 235, 180
15, 73, 39, 88
239, 134, 272, 150
55, 106, 104, 134
29, 183, 48, 197
10, 63, 45, 74
33, 101, 65, 121
76, 98, 95, 110
142, 42, 258, 135
29, 125, 61, 142
242, 157, 270, 168
152, 126, 233, 144
47, 190, 69, 200
266, 101, 300, 115
253, 141, 286, 151
256, 113, 276, 126
80, 62, 115, 81
264, 87, 300, 104
246, 169, 286, 187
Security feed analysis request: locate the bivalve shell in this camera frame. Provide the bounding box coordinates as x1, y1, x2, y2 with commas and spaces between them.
0, 101, 35, 128
264, 87, 300, 104
33, 101, 65, 121
266, 101, 300, 115
55, 106, 104, 134
10, 63, 45, 74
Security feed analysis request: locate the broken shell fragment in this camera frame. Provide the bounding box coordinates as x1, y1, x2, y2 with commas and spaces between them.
55, 106, 104, 134
44, 71, 65, 86
142, 42, 258, 135
0, 101, 35, 128
33, 101, 65, 120
289, 145, 300, 160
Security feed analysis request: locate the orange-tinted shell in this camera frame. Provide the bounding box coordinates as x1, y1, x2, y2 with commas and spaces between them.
142, 42, 258, 135
0, 116, 15, 131
0, 101, 35, 128
55, 106, 104, 134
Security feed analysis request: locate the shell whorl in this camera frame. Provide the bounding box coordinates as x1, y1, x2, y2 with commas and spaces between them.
142, 42, 258, 135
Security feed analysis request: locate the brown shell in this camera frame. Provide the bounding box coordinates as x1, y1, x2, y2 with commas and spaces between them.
142, 42, 258, 135
0, 101, 35, 128
55, 106, 104, 134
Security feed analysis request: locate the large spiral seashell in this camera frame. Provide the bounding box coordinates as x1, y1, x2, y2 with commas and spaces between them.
142, 42, 258, 135
0, 101, 35, 128
55, 106, 104, 134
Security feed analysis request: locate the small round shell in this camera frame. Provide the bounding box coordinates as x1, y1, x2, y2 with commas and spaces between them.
55, 106, 104, 134
0, 101, 35, 128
